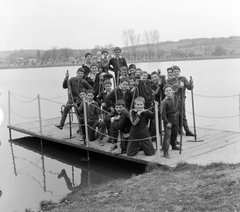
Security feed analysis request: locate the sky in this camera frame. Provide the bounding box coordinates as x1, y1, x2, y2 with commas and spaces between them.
0, 0, 240, 51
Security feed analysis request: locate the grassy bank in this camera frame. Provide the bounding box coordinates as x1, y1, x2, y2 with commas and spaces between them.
38, 162, 240, 212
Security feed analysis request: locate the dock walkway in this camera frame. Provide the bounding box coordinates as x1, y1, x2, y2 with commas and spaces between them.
8, 117, 240, 167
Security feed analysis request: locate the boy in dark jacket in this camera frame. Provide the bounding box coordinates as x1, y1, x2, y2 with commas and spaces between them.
104, 100, 131, 154
161, 84, 181, 158
78, 89, 106, 146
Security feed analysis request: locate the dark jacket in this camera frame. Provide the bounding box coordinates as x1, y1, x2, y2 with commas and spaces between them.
85, 73, 101, 97
109, 57, 128, 78
82, 63, 91, 79
63, 77, 92, 100
138, 80, 154, 105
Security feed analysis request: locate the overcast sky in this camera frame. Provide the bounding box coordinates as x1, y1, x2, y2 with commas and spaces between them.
0, 0, 240, 51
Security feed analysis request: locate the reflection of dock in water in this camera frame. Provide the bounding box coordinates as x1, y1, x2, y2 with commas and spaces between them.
8, 117, 240, 167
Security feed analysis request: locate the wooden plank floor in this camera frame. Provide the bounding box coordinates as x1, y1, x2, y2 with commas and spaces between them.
8, 117, 240, 167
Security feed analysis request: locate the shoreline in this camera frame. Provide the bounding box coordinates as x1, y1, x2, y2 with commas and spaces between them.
1, 55, 239, 70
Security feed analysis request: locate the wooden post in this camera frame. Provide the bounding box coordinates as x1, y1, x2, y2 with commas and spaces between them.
239, 94, 240, 133
8, 90, 12, 140
37, 94, 43, 134
154, 101, 161, 163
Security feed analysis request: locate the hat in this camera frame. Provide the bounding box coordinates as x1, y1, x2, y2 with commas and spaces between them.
114, 47, 121, 52
79, 88, 86, 93
163, 84, 173, 91
115, 99, 125, 107
103, 79, 112, 85
129, 64, 136, 69
86, 89, 95, 94
101, 50, 108, 55
77, 67, 85, 73
172, 65, 180, 71
167, 67, 173, 72
103, 73, 113, 80
85, 53, 92, 58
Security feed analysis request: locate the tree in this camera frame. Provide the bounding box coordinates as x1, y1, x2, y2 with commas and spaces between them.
60, 48, 74, 61
142, 30, 158, 59
36, 50, 41, 61
122, 29, 140, 60
212, 45, 228, 56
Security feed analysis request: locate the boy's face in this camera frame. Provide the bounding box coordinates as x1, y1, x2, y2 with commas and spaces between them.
129, 79, 135, 88
121, 70, 127, 76
142, 73, 148, 81
86, 55, 92, 62
114, 50, 121, 58
102, 53, 108, 59
79, 92, 86, 99
151, 74, 159, 84
90, 66, 98, 73
173, 69, 180, 78
77, 71, 84, 78
134, 100, 144, 111
104, 84, 111, 92
135, 70, 141, 76
164, 87, 173, 97
86, 93, 94, 101
167, 71, 173, 79
115, 105, 124, 114
129, 68, 136, 74
120, 81, 128, 90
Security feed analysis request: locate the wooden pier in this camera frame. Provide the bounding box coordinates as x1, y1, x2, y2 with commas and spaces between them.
8, 117, 240, 167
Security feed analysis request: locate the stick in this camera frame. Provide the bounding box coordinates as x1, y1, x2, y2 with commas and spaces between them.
113, 76, 118, 103
130, 87, 136, 110
180, 88, 183, 154
154, 101, 161, 163
159, 86, 163, 146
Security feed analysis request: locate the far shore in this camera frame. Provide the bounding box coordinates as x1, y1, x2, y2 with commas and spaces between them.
1, 55, 239, 70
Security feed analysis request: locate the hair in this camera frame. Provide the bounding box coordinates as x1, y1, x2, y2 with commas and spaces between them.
150, 71, 159, 77
85, 53, 92, 58
79, 88, 86, 93
163, 84, 173, 91
134, 96, 145, 104
115, 99, 125, 107
141, 71, 148, 76
167, 67, 173, 73
136, 68, 142, 72
104, 79, 112, 85
90, 63, 99, 69
77, 67, 85, 73
101, 50, 108, 55
120, 77, 129, 83
114, 47, 121, 52
120, 66, 127, 72
128, 76, 135, 81
172, 65, 181, 72
129, 64, 136, 69
86, 89, 95, 94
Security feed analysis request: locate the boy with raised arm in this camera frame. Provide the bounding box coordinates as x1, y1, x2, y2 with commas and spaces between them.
55, 68, 92, 130
126, 97, 155, 156
162, 84, 181, 158
78, 89, 106, 146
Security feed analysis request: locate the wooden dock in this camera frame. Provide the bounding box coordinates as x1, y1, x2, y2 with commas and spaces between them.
8, 117, 240, 167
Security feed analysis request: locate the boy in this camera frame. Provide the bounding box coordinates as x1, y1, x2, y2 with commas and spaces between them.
104, 99, 131, 154
98, 50, 109, 73
150, 71, 166, 104
161, 84, 180, 158
168, 65, 194, 136
135, 68, 142, 77
82, 53, 92, 79
119, 66, 129, 80
128, 64, 136, 77
127, 97, 155, 156
105, 78, 133, 111
78, 89, 106, 146
55, 68, 92, 130
109, 47, 128, 83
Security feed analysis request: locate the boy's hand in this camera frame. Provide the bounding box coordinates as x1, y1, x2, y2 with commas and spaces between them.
99, 118, 103, 122
101, 103, 106, 107
65, 71, 69, 78
110, 107, 115, 112
179, 82, 184, 88
137, 109, 145, 115
167, 123, 172, 128
114, 115, 120, 120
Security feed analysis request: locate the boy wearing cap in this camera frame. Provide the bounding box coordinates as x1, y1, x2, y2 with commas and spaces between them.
168, 65, 195, 136
78, 89, 106, 146
55, 68, 92, 130
104, 99, 131, 154
82, 53, 92, 79
109, 47, 128, 83
162, 84, 181, 158
128, 64, 136, 77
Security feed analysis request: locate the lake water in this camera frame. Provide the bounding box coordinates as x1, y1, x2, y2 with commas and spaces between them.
0, 58, 240, 211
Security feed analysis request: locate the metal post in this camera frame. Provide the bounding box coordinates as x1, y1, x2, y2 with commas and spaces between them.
83, 97, 90, 161
154, 101, 161, 163
8, 90, 12, 140
239, 94, 240, 133
37, 94, 43, 134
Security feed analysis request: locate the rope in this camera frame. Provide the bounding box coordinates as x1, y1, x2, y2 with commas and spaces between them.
186, 91, 238, 98
42, 95, 67, 100
10, 92, 35, 99
87, 124, 156, 142
186, 111, 240, 119
89, 102, 110, 114
11, 95, 38, 103
10, 110, 39, 119
40, 97, 65, 105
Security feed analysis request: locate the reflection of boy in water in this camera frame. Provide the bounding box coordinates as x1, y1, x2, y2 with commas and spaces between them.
58, 169, 89, 191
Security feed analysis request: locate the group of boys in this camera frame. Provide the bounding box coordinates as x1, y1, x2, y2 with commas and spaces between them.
55, 47, 194, 158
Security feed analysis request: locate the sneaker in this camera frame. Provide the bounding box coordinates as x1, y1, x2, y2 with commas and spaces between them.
110, 144, 118, 151
172, 145, 182, 150
163, 152, 170, 158
55, 124, 63, 130
99, 139, 104, 146
186, 131, 195, 136
58, 169, 66, 179
112, 146, 122, 155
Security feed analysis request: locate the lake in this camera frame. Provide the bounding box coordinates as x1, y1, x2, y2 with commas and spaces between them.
0, 58, 240, 211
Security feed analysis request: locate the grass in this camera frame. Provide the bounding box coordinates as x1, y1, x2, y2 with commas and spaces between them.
40, 162, 240, 212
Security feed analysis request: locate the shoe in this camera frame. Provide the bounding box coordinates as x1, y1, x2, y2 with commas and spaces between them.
176, 141, 180, 145
163, 152, 170, 158
172, 146, 181, 150
76, 129, 80, 133
106, 138, 113, 143
186, 131, 195, 136
55, 124, 63, 130
110, 144, 118, 151
58, 169, 66, 179
99, 139, 104, 146
112, 147, 122, 155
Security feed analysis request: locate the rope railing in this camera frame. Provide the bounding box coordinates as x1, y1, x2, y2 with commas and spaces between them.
11, 94, 38, 103
186, 111, 240, 119
10, 110, 39, 120
186, 91, 239, 98
40, 97, 65, 105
